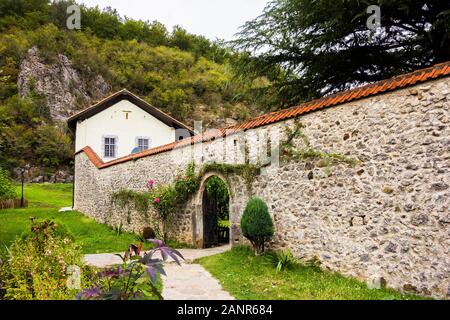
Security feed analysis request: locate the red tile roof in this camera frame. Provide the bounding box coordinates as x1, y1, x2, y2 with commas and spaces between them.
76, 61, 450, 169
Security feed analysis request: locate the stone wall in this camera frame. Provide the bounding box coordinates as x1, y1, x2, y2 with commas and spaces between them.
74, 77, 450, 298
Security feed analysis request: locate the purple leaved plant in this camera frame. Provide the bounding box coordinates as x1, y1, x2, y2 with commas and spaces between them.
78, 239, 184, 300
141, 239, 184, 283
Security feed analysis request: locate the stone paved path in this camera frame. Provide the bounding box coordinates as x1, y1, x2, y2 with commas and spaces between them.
84, 245, 231, 267
84, 244, 234, 300
162, 262, 234, 300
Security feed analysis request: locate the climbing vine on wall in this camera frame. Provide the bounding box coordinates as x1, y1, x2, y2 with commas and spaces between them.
110, 189, 150, 224
197, 162, 259, 197
110, 118, 359, 235
173, 162, 201, 203
109, 161, 259, 240
147, 182, 177, 242
280, 119, 360, 176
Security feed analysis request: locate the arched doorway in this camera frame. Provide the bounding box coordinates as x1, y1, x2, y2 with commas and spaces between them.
199, 175, 230, 248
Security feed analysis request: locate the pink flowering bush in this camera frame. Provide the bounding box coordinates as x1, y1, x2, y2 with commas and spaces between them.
173, 163, 200, 203
147, 182, 177, 242
145, 164, 201, 242
147, 180, 155, 188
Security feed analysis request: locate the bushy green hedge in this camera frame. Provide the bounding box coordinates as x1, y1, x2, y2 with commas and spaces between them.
20, 218, 75, 243
0, 168, 16, 200
240, 198, 274, 254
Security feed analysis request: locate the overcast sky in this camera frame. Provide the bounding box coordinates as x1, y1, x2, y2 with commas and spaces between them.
79, 0, 269, 41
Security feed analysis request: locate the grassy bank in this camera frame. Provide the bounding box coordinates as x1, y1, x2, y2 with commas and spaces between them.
196, 246, 425, 300
0, 184, 146, 254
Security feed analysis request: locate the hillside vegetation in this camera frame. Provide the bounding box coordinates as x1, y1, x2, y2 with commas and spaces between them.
0, 0, 279, 175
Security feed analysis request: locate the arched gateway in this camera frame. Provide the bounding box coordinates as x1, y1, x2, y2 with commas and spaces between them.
192, 172, 232, 248
73, 67, 450, 297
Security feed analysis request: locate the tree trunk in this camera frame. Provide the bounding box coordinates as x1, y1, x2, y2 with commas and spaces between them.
253, 239, 265, 256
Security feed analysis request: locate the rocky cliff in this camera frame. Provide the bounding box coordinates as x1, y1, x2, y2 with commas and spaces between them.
17, 47, 111, 121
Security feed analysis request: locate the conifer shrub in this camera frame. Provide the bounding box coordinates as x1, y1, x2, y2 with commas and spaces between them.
240, 198, 274, 254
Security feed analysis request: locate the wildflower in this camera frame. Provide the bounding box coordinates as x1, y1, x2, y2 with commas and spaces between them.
147, 180, 155, 188
154, 198, 161, 204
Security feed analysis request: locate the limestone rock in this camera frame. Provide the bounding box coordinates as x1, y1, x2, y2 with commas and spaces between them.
17, 47, 111, 121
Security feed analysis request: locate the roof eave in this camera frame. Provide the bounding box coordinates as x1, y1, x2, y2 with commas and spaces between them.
66, 89, 194, 134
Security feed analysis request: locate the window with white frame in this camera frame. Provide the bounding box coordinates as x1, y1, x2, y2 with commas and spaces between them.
136, 137, 150, 152
103, 136, 117, 158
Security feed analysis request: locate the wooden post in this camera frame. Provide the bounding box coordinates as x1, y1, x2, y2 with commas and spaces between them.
20, 169, 25, 208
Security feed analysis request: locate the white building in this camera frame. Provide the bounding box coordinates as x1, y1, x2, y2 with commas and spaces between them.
68, 89, 193, 161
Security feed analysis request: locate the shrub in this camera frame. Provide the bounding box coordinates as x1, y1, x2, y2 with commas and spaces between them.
173, 162, 200, 203
0, 218, 86, 300
240, 197, 274, 254
148, 183, 177, 243
265, 249, 298, 272
0, 168, 16, 200
0, 248, 7, 299
20, 218, 75, 242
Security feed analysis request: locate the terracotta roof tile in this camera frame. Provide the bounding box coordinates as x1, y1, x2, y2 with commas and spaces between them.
77, 61, 450, 169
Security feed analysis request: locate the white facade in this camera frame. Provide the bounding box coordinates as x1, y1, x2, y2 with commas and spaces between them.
75, 100, 176, 160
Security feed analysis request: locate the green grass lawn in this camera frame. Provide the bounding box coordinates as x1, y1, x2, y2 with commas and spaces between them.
196, 246, 426, 300
19, 183, 74, 208
0, 183, 148, 254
